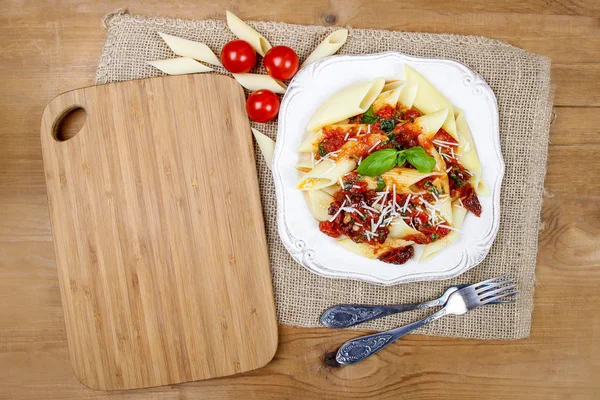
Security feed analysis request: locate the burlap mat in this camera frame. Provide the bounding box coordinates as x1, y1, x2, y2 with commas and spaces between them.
96, 10, 552, 339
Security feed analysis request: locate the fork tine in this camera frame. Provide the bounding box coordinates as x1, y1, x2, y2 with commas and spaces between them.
481, 290, 518, 306
475, 279, 514, 294
470, 273, 510, 289
489, 299, 516, 304
478, 284, 517, 301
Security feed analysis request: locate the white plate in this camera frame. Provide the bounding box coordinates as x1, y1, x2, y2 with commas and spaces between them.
272, 52, 503, 286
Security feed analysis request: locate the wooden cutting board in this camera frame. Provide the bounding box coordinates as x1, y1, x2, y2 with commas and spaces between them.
40, 74, 278, 390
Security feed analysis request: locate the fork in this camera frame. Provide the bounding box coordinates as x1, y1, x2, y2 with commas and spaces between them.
335, 274, 517, 365
320, 283, 509, 329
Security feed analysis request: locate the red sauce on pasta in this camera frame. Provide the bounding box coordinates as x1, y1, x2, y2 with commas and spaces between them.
391, 122, 422, 149
395, 192, 451, 244
377, 246, 414, 264
375, 105, 396, 119
318, 127, 350, 155
313, 105, 481, 264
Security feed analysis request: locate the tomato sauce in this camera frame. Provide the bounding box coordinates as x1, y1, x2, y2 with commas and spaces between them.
317, 127, 350, 156
375, 105, 395, 120
378, 246, 414, 265
391, 122, 422, 149
456, 183, 482, 217
395, 193, 451, 244
398, 108, 421, 121
319, 172, 389, 245
432, 129, 457, 144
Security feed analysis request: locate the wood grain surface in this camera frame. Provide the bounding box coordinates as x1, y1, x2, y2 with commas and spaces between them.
1, 0, 599, 399
39, 75, 278, 390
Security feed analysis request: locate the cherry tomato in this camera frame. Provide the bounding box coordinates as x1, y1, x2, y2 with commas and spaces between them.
263, 46, 299, 80
246, 90, 280, 123
220, 40, 256, 73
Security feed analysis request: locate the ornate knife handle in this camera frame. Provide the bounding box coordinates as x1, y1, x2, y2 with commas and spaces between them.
320, 302, 435, 329
336, 309, 447, 365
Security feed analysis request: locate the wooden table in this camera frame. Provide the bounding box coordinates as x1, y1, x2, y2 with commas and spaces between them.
1, 1, 599, 398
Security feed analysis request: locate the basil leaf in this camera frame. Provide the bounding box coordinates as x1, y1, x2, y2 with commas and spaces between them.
318, 143, 327, 157
450, 172, 466, 188
357, 149, 398, 177
379, 118, 395, 132
361, 106, 378, 124
404, 146, 436, 173
396, 151, 407, 167
375, 176, 386, 191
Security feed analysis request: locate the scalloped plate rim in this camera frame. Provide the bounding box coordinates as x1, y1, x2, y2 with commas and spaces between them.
272, 51, 504, 286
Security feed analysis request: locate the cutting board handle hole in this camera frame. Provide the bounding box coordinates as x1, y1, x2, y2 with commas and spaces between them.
54, 107, 87, 142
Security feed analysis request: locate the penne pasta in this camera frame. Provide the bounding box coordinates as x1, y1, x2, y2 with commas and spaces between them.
398, 82, 419, 109
226, 11, 272, 56
306, 78, 385, 132
382, 80, 402, 92
298, 132, 319, 153
147, 57, 214, 75
436, 195, 453, 225
158, 32, 222, 66
306, 190, 334, 221
364, 167, 443, 193
301, 29, 349, 68
296, 156, 314, 172
232, 73, 287, 94
321, 184, 341, 196
339, 238, 414, 258
381, 80, 419, 109
455, 109, 485, 194
297, 158, 356, 190
405, 65, 458, 140
413, 108, 449, 137
251, 128, 275, 169
372, 87, 403, 112
389, 217, 426, 241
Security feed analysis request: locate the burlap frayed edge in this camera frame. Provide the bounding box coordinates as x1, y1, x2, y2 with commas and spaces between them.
97, 9, 551, 85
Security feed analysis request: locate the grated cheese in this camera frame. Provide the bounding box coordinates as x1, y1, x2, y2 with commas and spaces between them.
433, 139, 458, 147
329, 200, 347, 222
368, 140, 381, 153
402, 194, 412, 212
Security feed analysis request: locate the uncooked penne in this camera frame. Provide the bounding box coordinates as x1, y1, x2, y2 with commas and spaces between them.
158, 32, 222, 66
226, 11, 272, 56
251, 128, 275, 169
301, 29, 349, 68
306, 78, 385, 132
232, 73, 287, 94
147, 57, 214, 75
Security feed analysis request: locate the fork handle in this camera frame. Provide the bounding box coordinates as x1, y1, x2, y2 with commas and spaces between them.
320, 302, 436, 329
336, 308, 447, 365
